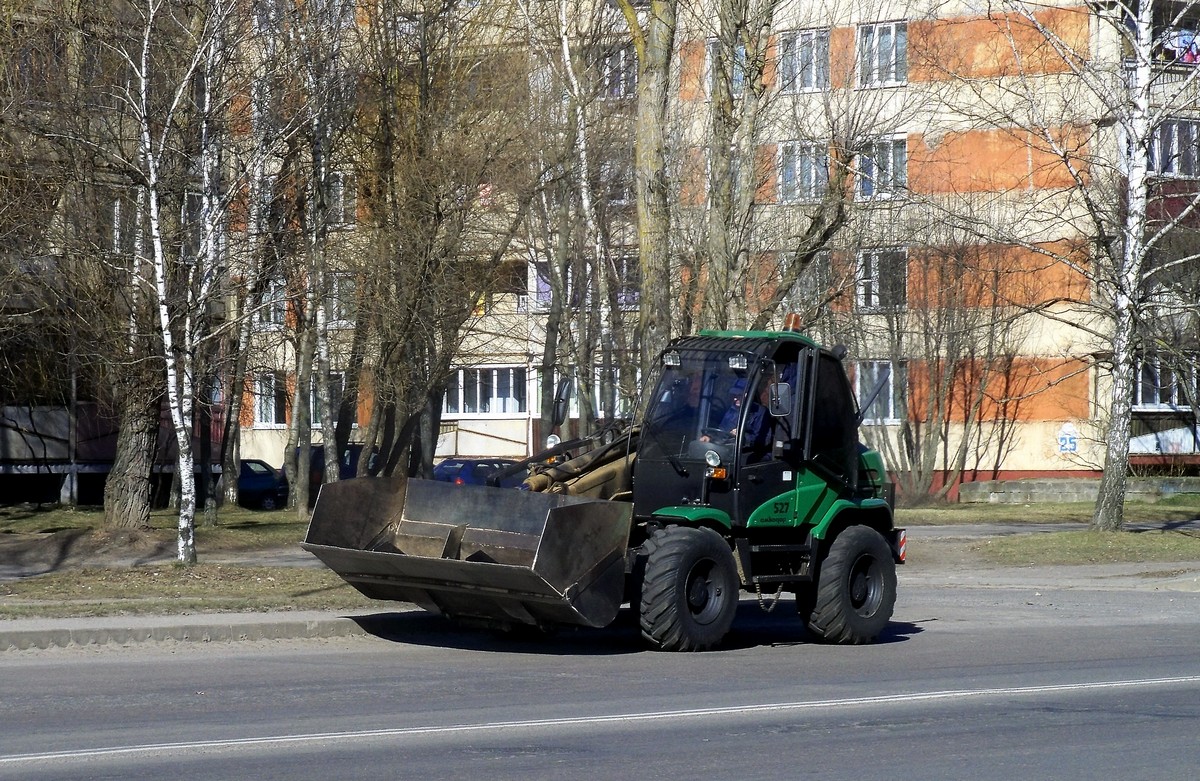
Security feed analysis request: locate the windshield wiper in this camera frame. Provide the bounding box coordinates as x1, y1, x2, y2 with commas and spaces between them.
642, 419, 690, 476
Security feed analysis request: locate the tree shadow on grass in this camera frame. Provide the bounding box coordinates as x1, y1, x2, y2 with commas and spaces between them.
0, 527, 173, 576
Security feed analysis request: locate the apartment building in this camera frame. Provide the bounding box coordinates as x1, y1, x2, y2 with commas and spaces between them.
393, 0, 1199, 498
5, 0, 1194, 503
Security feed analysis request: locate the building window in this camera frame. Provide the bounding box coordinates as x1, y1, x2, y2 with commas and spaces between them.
533, 261, 554, 310
328, 274, 357, 326
1150, 119, 1200, 177
779, 29, 830, 93
858, 137, 907, 198
9, 23, 66, 102
311, 0, 356, 30
591, 364, 638, 420
780, 141, 828, 202
856, 360, 906, 422
328, 170, 357, 228
534, 260, 588, 310
858, 21, 907, 87
257, 278, 287, 328
181, 191, 203, 261
1156, 28, 1200, 64
709, 40, 747, 97
600, 43, 637, 99
856, 247, 907, 310
613, 251, 641, 308
254, 0, 284, 33
311, 373, 345, 426
443, 367, 528, 415
1133, 354, 1198, 409
601, 156, 634, 205
255, 372, 289, 426
109, 191, 140, 256
780, 251, 833, 316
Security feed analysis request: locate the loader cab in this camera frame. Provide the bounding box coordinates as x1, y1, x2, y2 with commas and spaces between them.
636, 335, 860, 528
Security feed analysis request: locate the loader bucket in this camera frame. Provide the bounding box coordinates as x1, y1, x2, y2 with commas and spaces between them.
301, 477, 633, 630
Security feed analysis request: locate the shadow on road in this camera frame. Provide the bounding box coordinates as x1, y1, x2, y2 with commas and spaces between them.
351, 601, 921, 655
350, 610, 646, 656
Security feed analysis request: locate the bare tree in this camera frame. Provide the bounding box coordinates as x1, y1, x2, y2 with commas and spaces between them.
615, 0, 677, 397
216, 0, 307, 512
831, 228, 1037, 502
514, 0, 642, 436
263, 0, 360, 515
0, 2, 173, 528
121, 0, 251, 561
928, 1, 1200, 528
348, 0, 542, 478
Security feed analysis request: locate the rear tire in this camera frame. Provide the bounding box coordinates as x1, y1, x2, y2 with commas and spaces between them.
806, 525, 896, 644
639, 526, 739, 651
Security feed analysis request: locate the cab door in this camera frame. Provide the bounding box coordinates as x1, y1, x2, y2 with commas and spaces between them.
732, 351, 804, 527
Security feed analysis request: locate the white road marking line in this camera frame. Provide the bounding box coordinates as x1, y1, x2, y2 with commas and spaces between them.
5, 674, 1199, 765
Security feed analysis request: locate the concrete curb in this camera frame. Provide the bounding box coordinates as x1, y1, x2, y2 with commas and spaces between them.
6, 522, 1199, 652
6, 567, 1200, 651
0, 611, 372, 651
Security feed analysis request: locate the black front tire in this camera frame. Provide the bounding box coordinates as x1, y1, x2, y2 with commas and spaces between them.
639, 526, 739, 652
806, 525, 896, 644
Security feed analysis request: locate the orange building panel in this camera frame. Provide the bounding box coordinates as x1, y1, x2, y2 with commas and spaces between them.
756, 144, 777, 204
1003, 357, 1090, 421
907, 243, 1090, 308
680, 41, 706, 102
910, 130, 1031, 192
910, 127, 1089, 194
829, 27, 856, 90
905, 356, 1089, 423
680, 147, 707, 206
239, 377, 255, 428
910, 8, 1090, 81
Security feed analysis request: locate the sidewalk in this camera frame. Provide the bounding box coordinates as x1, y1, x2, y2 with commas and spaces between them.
0, 609, 379, 651
4, 523, 1200, 652
6, 562, 1199, 652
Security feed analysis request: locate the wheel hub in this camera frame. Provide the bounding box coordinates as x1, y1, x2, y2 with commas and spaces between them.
686, 561, 723, 623
849, 555, 879, 613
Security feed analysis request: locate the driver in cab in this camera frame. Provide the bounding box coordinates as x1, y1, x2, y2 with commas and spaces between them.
700, 377, 773, 460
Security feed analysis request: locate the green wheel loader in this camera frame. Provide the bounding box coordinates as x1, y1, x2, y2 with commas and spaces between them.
303, 324, 906, 651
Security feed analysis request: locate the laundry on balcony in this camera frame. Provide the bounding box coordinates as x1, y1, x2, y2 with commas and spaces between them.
1159, 28, 1199, 64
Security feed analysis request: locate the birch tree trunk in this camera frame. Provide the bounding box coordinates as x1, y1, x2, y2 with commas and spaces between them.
1093, 3, 1153, 531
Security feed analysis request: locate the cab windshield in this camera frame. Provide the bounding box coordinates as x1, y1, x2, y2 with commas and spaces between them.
641, 352, 750, 461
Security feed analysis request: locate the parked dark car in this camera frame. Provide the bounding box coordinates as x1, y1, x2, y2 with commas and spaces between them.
432, 457, 528, 488
307, 444, 378, 498
238, 459, 289, 510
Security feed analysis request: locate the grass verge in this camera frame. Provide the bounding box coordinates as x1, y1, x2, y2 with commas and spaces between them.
0, 504, 310, 550
896, 495, 1200, 526
972, 527, 1200, 567
0, 565, 374, 620
3, 497, 1200, 620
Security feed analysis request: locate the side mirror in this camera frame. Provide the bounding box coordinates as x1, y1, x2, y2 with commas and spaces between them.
768, 382, 791, 417
551, 378, 572, 429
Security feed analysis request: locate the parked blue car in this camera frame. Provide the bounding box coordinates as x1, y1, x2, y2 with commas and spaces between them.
237, 459, 289, 510
432, 457, 528, 488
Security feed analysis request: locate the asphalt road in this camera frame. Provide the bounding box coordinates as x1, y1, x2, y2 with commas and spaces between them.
3, 576, 1200, 781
